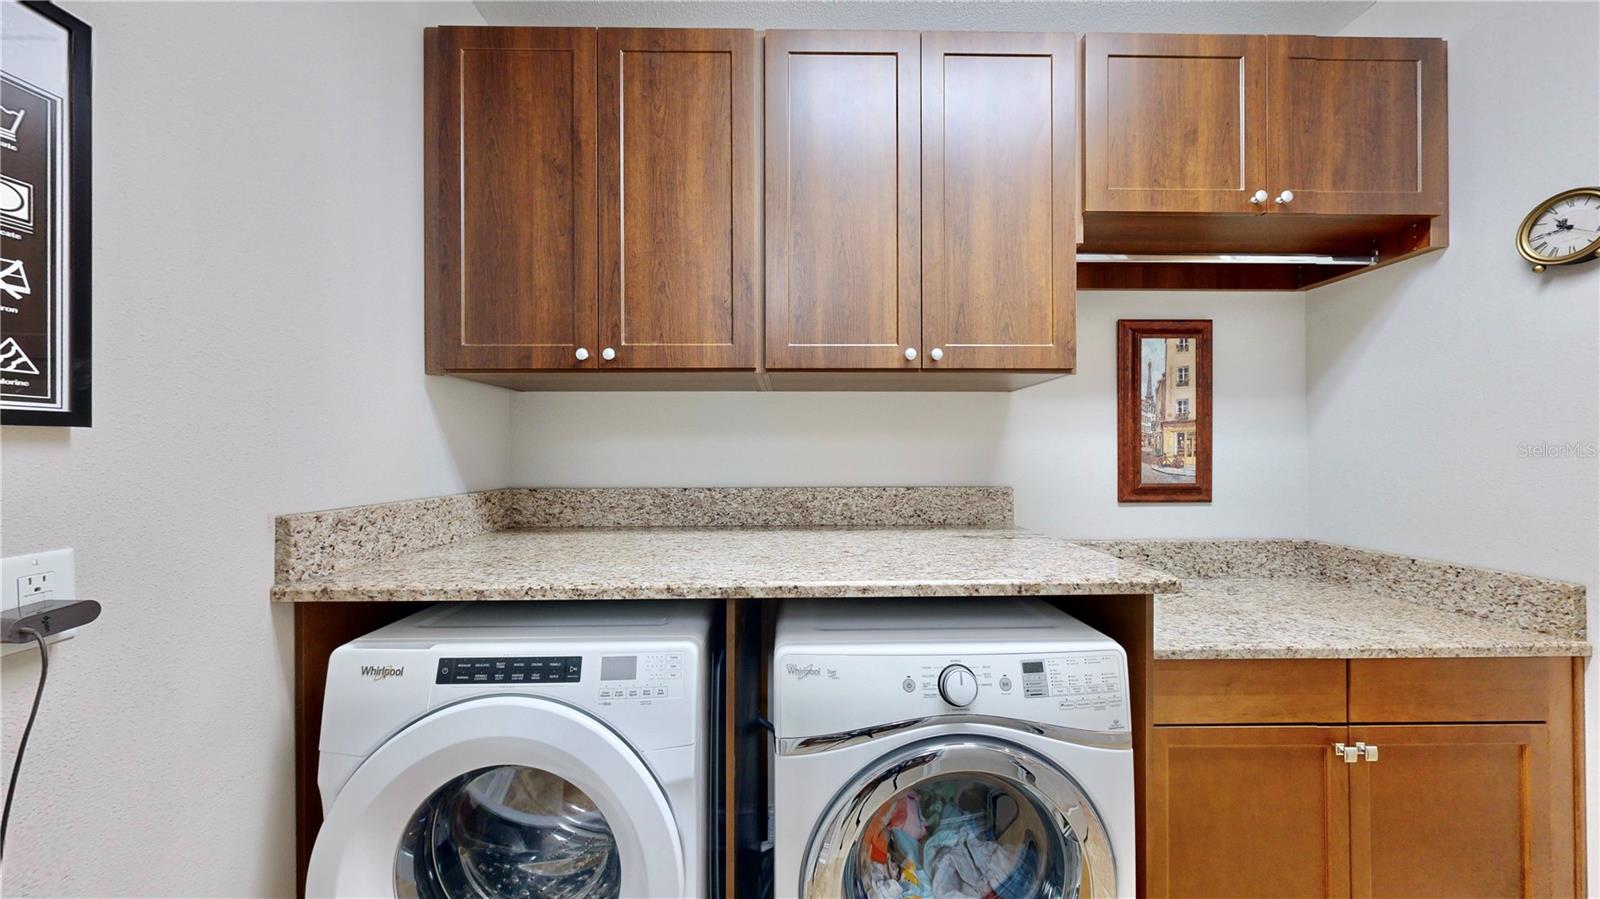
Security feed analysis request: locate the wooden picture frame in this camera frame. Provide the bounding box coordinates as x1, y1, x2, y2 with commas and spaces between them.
1118, 320, 1212, 502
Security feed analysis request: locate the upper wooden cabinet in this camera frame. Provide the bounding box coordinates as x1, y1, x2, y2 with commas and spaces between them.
922, 32, 1077, 371
1083, 33, 1268, 214
1084, 33, 1445, 219
1268, 36, 1447, 217
598, 29, 759, 370
425, 26, 1450, 385
424, 27, 598, 372
764, 31, 920, 370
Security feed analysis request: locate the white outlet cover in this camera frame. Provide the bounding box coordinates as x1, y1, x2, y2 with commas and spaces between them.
3, 548, 79, 655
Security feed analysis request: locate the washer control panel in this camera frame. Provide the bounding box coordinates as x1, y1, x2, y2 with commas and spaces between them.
596, 651, 683, 702
777, 649, 1129, 737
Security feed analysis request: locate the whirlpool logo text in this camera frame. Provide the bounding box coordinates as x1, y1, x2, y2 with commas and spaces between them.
360, 664, 405, 682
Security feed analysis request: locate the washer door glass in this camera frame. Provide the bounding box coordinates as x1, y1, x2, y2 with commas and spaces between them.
848, 773, 1073, 899
396, 765, 622, 899
804, 738, 1116, 899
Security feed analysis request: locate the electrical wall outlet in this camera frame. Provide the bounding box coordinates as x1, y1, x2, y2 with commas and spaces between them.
3, 549, 78, 655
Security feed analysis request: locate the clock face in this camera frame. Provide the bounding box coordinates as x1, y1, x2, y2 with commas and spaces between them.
1521, 189, 1600, 263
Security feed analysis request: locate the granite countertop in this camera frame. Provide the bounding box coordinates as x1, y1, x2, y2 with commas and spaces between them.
1089, 540, 1590, 660
271, 490, 1589, 660
1155, 577, 1590, 659
270, 526, 1181, 602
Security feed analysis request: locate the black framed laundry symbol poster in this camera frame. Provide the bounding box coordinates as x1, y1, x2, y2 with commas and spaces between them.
0, 1, 91, 427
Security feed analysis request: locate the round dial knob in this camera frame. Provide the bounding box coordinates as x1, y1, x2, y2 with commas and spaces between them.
937, 664, 979, 707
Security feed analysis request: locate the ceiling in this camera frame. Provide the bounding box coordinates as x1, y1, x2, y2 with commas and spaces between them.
473, 0, 1377, 34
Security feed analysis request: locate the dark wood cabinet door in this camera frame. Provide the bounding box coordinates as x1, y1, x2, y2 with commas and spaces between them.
597, 28, 758, 370
1148, 726, 1352, 899
1349, 724, 1551, 899
1267, 37, 1447, 216
921, 32, 1076, 371
425, 27, 598, 372
1083, 33, 1269, 214
764, 31, 920, 370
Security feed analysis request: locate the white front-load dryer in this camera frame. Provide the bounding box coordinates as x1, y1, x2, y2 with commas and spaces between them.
773, 598, 1135, 899
306, 600, 710, 899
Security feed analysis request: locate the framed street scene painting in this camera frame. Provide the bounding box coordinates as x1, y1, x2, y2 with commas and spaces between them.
1118, 320, 1211, 502
0, 1, 91, 427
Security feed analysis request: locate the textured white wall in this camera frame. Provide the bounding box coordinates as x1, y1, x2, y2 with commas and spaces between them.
1313, 0, 1600, 878
511, 292, 1312, 538
0, 3, 503, 897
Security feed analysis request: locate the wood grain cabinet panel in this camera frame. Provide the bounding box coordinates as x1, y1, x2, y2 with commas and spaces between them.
1268, 36, 1447, 216
1149, 726, 1353, 899
425, 27, 597, 372
1349, 724, 1551, 898
922, 32, 1076, 371
1083, 33, 1269, 214
764, 32, 920, 370
598, 28, 758, 370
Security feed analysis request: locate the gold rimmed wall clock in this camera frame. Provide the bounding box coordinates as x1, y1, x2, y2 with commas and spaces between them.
1518, 187, 1600, 272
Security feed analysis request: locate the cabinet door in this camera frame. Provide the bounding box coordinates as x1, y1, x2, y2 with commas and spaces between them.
1267, 37, 1447, 216
1082, 33, 1269, 214
922, 32, 1076, 371
1148, 726, 1352, 899
1349, 724, 1550, 899
425, 27, 597, 372
597, 28, 758, 370
764, 31, 920, 370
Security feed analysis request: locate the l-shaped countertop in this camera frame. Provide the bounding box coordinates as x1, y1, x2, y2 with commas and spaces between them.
270, 488, 1590, 660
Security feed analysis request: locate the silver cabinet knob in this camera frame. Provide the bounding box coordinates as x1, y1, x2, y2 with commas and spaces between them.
574, 347, 590, 361
601, 347, 616, 361
1333, 742, 1359, 763
1275, 190, 1295, 205
929, 347, 944, 361
904, 347, 918, 361
1249, 189, 1269, 205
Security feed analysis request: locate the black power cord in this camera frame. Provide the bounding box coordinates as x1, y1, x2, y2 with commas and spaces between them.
1, 628, 49, 864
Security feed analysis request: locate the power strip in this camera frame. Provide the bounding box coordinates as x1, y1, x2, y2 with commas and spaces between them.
1, 598, 101, 644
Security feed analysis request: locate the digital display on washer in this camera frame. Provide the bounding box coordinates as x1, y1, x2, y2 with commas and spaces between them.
436, 656, 581, 684
1021, 661, 1045, 674
601, 656, 638, 681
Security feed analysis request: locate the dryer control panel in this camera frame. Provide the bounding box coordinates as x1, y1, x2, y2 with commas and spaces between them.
596, 651, 684, 702
436, 656, 582, 684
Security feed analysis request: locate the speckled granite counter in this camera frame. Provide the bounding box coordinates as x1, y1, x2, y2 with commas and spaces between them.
270, 490, 1588, 659
271, 527, 1180, 602
271, 488, 1178, 602
1087, 540, 1590, 659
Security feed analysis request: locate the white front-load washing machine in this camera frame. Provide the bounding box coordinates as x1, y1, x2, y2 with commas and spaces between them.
773, 598, 1135, 899
306, 601, 711, 899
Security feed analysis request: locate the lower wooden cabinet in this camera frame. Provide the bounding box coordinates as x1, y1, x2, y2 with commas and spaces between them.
1350, 724, 1551, 899
1149, 726, 1351, 898
1147, 658, 1581, 899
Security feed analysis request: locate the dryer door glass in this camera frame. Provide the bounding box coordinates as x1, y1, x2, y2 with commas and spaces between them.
396, 765, 622, 899
805, 737, 1117, 899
